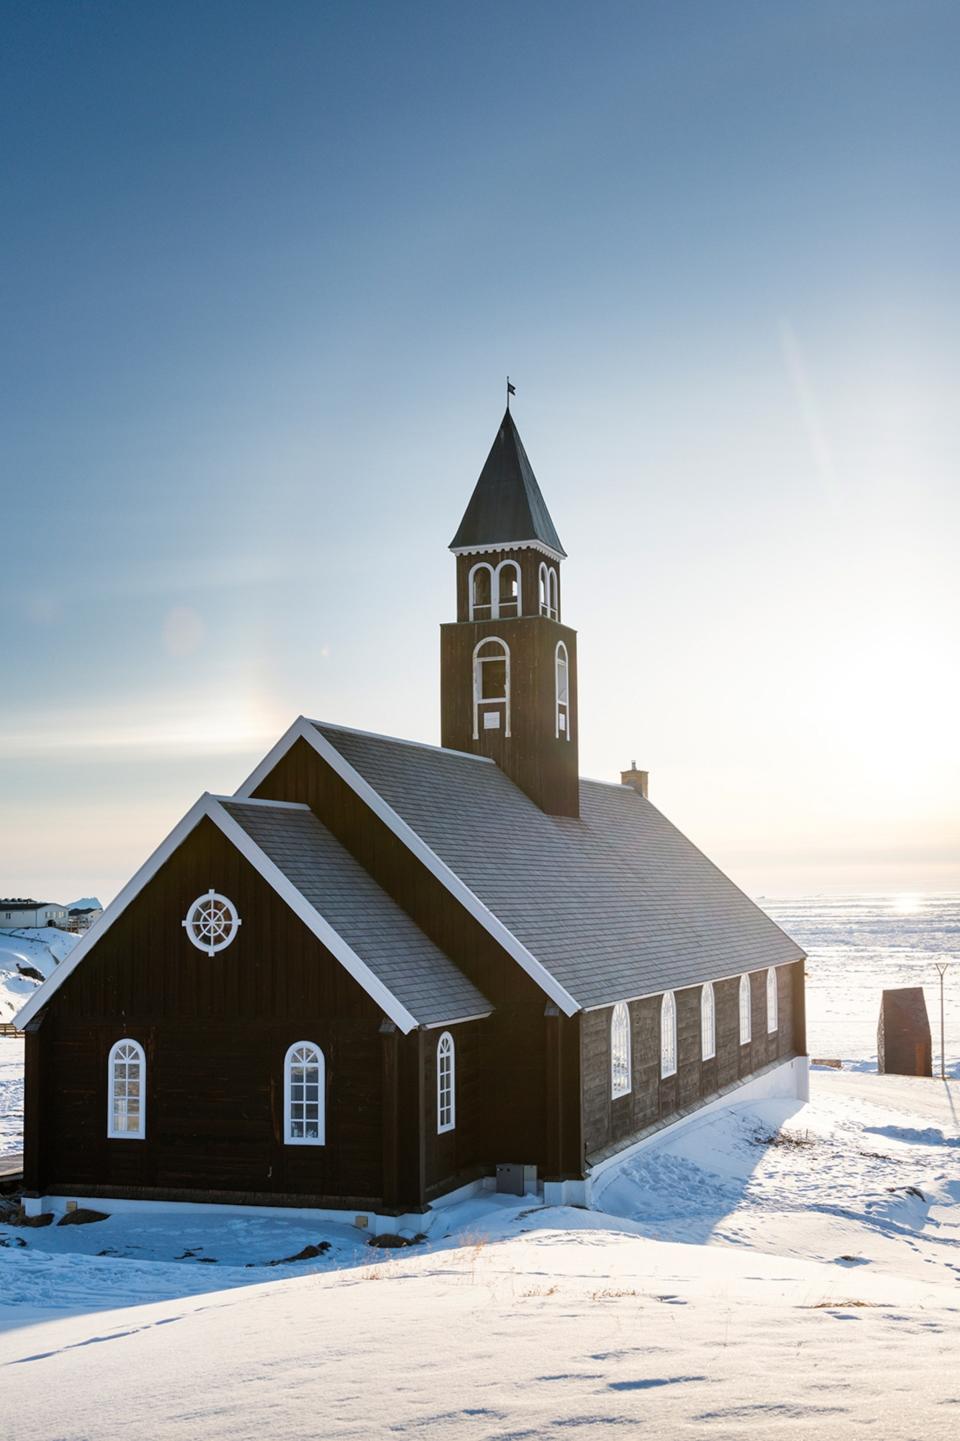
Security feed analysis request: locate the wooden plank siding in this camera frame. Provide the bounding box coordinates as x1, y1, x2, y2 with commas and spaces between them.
581, 960, 803, 1161
253, 737, 584, 1184
32, 817, 392, 1209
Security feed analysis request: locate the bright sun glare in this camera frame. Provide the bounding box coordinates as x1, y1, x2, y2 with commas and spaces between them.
891, 894, 924, 915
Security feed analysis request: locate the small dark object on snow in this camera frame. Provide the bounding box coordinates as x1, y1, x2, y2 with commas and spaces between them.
197, 1256, 218, 1263
886, 1184, 926, 1202
367, 1232, 424, 1248
0, 1235, 27, 1248
753, 1130, 814, 1149
877, 988, 932, 1077
267, 1241, 331, 1266
12, 1210, 54, 1227
811, 1057, 842, 1069
16, 963, 45, 982
57, 1208, 110, 1226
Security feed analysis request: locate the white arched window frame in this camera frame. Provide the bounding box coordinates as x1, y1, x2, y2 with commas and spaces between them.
284, 1041, 325, 1145
610, 1001, 631, 1098
555, 641, 570, 740
660, 991, 677, 1078
437, 1031, 455, 1133
495, 559, 521, 618
739, 974, 752, 1045
107, 1038, 145, 1140
701, 982, 716, 1060
468, 562, 494, 621
472, 636, 511, 738
539, 562, 559, 619
767, 967, 779, 1033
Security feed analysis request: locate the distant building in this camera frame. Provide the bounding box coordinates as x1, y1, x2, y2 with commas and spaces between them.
67, 906, 103, 933
0, 899, 68, 929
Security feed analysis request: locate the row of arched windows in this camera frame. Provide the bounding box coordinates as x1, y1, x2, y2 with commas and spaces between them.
106, 1032, 461, 1144
472, 636, 571, 741
467, 559, 561, 622
610, 969, 780, 1097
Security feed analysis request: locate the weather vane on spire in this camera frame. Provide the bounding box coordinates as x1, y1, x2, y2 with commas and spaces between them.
506, 376, 516, 410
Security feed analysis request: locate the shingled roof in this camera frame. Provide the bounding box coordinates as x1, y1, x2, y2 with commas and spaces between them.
221, 800, 491, 1027
449, 408, 566, 557
310, 723, 805, 1010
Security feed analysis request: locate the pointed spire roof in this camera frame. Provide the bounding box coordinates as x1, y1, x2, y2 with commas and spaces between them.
450, 408, 566, 558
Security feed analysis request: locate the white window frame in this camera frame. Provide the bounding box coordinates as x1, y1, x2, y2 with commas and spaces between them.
107, 1038, 145, 1140
495, 559, 521, 618
437, 1030, 455, 1133
660, 991, 677, 1078
610, 1001, 631, 1098
468, 561, 495, 620
283, 1040, 326, 1146
555, 640, 570, 740
472, 636, 511, 739
539, 561, 559, 619
767, 967, 778, 1033
739, 974, 752, 1045
701, 982, 716, 1060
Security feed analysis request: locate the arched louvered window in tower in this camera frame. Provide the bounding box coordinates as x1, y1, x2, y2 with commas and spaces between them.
610, 1002, 632, 1098
284, 1041, 325, 1145
555, 641, 570, 739
739, 974, 752, 1046
496, 559, 521, 618
107, 1039, 145, 1139
701, 982, 716, 1060
767, 967, 779, 1033
539, 562, 559, 619
437, 1031, 456, 1133
472, 637, 510, 738
469, 562, 494, 621
660, 991, 677, 1078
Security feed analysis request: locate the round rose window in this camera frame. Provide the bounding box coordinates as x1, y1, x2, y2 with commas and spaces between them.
182, 890, 241, 956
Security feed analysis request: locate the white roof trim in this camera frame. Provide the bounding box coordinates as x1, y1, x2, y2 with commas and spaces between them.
237, 717, 580, 1018
451, 539, 566, 563
16, 792, 420, 1034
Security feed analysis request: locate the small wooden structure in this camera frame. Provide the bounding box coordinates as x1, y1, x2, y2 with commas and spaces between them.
877, 987, 932, 1077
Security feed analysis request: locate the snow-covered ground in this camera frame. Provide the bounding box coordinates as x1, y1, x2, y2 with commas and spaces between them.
1, 1070, 958, 1438
0, 924, 78, 1024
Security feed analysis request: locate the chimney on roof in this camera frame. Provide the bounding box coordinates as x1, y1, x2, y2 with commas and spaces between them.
621, 760, 649, 799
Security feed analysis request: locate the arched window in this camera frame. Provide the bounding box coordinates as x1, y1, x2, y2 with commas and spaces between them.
539, 563, 559, 619
701, 982, 716, 1060
496, 559, 521, 618
555, 641, 570, 739
660, 991, 677, 1078
767, 967, 778, 1033
472, 636, 510, 738
739, 974, 752, 1045
437, 1031, 455, 1133
108, 1039, 145, 1139
469, 563, 494, 621
284, 1041, 325, 1145
610, 1001, 631, 1098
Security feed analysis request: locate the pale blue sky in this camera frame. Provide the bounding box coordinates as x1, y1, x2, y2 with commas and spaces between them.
2, 1, 958, 902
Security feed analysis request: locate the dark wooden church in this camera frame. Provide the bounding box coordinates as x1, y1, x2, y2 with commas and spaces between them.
19, 408, 808, 1228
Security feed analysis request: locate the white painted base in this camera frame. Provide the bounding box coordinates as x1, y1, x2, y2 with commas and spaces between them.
589, 1055, 810, 1208
22, 1174, 500, 1235
542, 1178, 588, 1206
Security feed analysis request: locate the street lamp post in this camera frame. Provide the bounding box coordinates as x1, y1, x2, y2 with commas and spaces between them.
934, 963, 949, 1081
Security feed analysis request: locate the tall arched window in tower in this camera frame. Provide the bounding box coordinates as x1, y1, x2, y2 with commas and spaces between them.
539, 562, 559, 620
472, 637, 510, 738
610, 1001, 631, 1098
739, 974, 752, 1045
496, 559, 521, 618
555, 641, 570, 739
468, 562, 494, 621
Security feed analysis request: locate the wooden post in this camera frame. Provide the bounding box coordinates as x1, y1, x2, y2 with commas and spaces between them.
22, 1020, 42, 1196
544, 1004, 563, 1179
380, 1020, 400, 1209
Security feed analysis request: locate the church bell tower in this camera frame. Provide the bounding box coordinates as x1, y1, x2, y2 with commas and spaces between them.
440, 407, 580, 817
